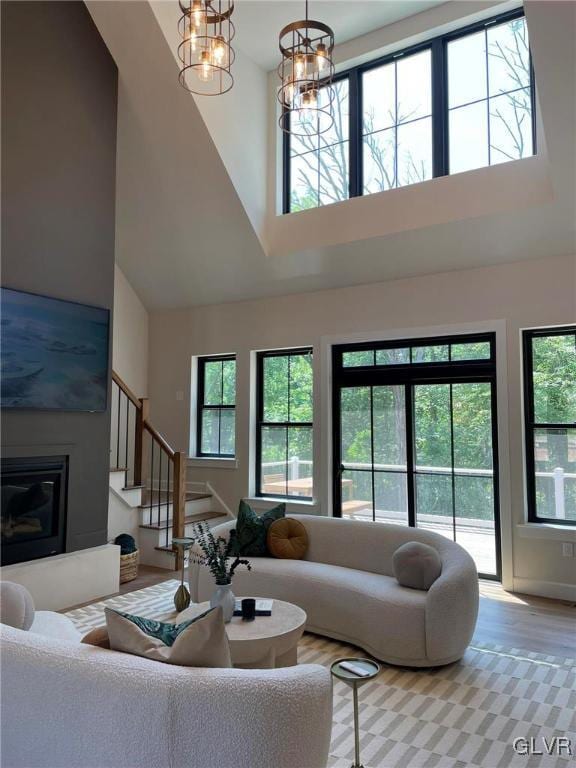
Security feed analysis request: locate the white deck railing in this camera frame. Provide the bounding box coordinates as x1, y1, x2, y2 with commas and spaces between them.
262, 458, 575, 520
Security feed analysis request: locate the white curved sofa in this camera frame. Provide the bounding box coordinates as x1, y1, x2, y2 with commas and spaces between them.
0, 624, 332, 768
190, 515, 479, 667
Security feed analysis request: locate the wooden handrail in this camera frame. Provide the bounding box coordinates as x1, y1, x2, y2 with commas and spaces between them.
143, 421, 175, 459
112, 370, 142, 409
112, 370, 186, 572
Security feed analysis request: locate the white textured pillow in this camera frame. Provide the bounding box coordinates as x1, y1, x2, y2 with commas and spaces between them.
0, 581, 35, 630
393, 542, 442, 590
105, 605, 231, 667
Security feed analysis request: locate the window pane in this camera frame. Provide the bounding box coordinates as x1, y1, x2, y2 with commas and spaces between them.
287, 426, 313, 497
318, 144, 349, 205
263, 356, 289, 422
220, 409, 235, 455
487, 17, 530, 97
448, 31, 487, 109
341, 387, 371, 466
397, 117, 432, 187
412, 344, 450, 363
289, 353, 313, 423
396, 50, 432, 123
454, 474, 497, 575
374, 471, 408, 524
533, 428, 576, 522
373, 386, 406, 468
363, 127, 395, 194
201, 408, 220, 454
203, 360, 222, 405
375, 348, 410, 365
290, 151, 318, 211
260, 426, 287, 495
416, 473, 453, 527
341, 469, 373, 519
490, 89, 533, 165
222, 360, 235, 405
449, 101, 488, 173
532, 333, 576, 424
290, 130, 317, 158
343, 350, 374, 367
452, 383, 493, 471
319, 80, 349, 148
451, 341, 491, 360
363, 62, 395, 134
414, 384, 451, 468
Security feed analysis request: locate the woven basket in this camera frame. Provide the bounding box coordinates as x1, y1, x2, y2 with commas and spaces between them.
119, 550, 139, 584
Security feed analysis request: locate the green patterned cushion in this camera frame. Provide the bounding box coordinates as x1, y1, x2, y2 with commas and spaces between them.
111, 607, 214, 647
228, 500, 285, 557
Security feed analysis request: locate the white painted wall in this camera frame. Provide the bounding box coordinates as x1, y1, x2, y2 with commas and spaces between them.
148, 254, 576, 599
113, 264, 149, 397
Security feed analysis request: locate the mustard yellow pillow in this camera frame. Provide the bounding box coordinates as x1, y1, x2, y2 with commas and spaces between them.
267, 518, 309, 559
81, 626, 110, 649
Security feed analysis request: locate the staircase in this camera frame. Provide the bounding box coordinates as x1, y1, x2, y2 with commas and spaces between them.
109, 372, 229, 570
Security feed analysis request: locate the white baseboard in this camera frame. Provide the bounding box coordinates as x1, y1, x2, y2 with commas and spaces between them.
512, 577, 576, 602
0, 545, 120, 611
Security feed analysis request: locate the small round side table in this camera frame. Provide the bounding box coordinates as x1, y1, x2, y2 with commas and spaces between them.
330, 657, 380, 768
172, 537, 194, 611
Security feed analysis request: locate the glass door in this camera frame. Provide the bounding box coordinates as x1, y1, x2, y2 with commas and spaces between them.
333, 334, 501, 579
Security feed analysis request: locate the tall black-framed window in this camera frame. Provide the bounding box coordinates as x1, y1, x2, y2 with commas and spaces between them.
197, 355, 236, 457
284, 8, 535, 213
523, 326, 576, 525
332, 333, 501, 579
256, 348, 313, 500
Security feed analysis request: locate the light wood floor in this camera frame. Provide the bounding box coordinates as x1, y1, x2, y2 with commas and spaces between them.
92, 565, 576, 658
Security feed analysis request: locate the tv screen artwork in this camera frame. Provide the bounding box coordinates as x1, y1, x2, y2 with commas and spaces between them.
1, 287, 109, 411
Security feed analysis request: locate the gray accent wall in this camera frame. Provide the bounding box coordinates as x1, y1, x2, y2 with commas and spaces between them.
1, 1, 118, 552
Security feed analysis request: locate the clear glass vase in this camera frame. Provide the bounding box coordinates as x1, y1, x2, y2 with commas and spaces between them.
210, 582, 235, 623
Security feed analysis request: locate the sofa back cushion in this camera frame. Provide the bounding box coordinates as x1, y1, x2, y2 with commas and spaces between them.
291, 515, 451, 576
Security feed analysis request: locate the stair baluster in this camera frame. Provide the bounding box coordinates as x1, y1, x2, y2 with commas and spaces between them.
111, 371, 187, 571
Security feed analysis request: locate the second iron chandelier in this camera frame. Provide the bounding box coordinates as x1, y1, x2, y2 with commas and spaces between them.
277, 0, 335, 136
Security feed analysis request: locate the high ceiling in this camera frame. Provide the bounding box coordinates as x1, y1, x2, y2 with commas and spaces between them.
233, 0, 443, 70
87, 1, 576, 310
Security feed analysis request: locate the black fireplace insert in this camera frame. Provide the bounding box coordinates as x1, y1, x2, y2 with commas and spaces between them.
1, 456, 68, 565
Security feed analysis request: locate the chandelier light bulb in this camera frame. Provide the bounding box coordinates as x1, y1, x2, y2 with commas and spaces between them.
213, 35, 227, 64
294, 53, 306, 80
316, 42, 327, 72
199, 50, 214, 82
302, 88, 318, 111
191, 0, 205, 29
188, 24, 197, 52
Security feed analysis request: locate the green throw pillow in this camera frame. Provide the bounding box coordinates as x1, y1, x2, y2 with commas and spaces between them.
228, 500, 285, 557
109, 607, 215, 647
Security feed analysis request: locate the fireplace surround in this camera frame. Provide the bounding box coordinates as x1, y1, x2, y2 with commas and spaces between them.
1, 456, 68, 566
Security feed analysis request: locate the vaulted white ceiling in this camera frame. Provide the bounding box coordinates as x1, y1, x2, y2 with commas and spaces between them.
87, 1, 576, 310
232, 0, 443, 70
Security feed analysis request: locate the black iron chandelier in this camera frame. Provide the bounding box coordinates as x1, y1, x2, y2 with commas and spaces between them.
277, 0, 335, 135
178, 0, 235, 96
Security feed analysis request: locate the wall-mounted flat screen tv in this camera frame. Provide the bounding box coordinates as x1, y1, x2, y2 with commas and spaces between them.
1, 287, 109, 411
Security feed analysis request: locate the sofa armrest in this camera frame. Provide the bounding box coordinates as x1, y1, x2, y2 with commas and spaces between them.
424, 548, 479, 663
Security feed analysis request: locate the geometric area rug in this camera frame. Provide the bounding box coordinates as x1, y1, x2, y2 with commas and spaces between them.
65, 581, 576, 768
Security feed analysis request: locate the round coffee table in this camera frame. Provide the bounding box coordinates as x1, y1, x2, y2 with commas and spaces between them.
177, 598, 306, 669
